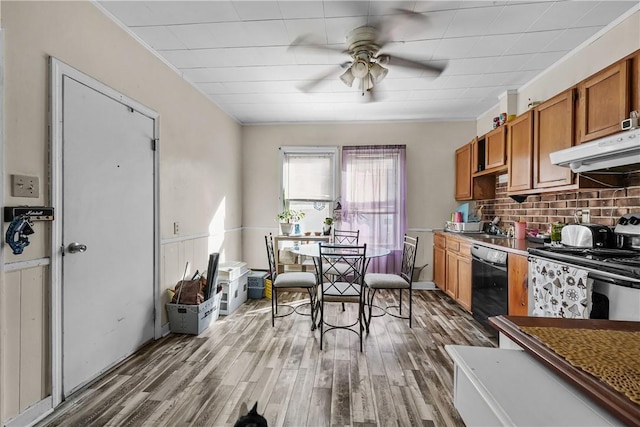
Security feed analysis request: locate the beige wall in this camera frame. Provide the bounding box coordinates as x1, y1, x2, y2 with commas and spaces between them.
1, 1, 242, 422
241, 121, 477, 278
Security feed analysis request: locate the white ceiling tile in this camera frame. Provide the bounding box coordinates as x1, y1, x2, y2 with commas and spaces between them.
576, 1, 640, 27
504, 30, 563, 55
443, 4, 504, 38
528, 1, 595, 32
99, 1, 156, 26
232, 1, 283, 20
467, 34, 517, 58
284, 18, 328, 44
243, 20, 290, 45
169, 22, 248, 49
144, 1, 240, 25
414, 1, 462, 13
131, 26, 187, 50
444, 57, 502, 76
278, 1, 325, 19
323, 1, 371, 18
485, 2, 553, 35
519, 50, 567, 72
545, 27, 601, 52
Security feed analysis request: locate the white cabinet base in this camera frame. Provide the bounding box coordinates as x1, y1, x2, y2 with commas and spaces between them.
445, 345, 621, 426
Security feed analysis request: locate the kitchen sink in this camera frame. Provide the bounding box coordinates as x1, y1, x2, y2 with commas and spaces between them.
476, 234, 511, 240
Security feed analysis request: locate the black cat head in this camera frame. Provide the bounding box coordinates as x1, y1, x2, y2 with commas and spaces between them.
234, 402, 268, 427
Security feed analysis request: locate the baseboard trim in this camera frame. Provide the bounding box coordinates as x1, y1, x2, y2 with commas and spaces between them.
413, 281, 437, 290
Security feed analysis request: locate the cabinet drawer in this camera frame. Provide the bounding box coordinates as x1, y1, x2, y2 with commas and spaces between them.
435, 233, 446, 249
446, 239, 460, 252
459, 241, 472, 257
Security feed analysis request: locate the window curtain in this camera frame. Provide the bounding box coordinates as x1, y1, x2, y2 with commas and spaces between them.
340, 145, 407, 273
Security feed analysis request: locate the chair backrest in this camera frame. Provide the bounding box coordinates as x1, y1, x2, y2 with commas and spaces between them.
400, 235, 419, 284
333, 229, 360, 245
264, 233, 277, 280
318, 243, 367, 298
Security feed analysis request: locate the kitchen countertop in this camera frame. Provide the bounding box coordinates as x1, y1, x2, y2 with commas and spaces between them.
437, 230, 545, 255
489, 315, 640, 425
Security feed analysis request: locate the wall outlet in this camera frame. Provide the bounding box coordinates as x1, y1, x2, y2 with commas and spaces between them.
11, 174, 39, 198
173, 221, 179, 235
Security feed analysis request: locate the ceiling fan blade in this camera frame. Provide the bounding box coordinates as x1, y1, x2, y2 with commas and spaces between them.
377, 54, 445, 75
288, 35, 347, 55
297, 62, 351, 93
372, 8, 429, 47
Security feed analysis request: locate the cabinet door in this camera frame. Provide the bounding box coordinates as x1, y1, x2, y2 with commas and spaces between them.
455, 143, 472, 200
446, 251, 458, 299
577, 61, 630, 144
485, 126, 507, 170
433, 245, 446, 291
533, 89, 575, 189
508, 253, 529, 316
507, 111, 534, 193
457, 255, 472, 312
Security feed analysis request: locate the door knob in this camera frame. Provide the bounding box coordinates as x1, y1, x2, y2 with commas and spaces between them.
68, 242, 87, 253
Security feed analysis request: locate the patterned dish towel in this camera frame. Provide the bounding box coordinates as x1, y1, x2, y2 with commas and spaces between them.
529, 257, 591, 318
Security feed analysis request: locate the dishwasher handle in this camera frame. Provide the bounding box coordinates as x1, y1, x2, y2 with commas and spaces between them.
472, 254, 508, 272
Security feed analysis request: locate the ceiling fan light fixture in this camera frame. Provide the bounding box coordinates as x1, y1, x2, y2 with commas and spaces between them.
370, 63, 388, 83
340, 68, 355, 87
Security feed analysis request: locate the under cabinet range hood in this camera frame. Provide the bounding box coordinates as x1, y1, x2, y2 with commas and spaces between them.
550, 127, 640, 173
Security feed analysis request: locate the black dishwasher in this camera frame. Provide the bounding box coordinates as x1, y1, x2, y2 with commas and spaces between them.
471, 244, 508, 331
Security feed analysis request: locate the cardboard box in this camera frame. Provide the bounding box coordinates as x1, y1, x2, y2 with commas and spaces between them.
166, 292, 222, 335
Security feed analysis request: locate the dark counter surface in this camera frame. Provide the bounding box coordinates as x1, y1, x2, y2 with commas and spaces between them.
437, 230, 545, 256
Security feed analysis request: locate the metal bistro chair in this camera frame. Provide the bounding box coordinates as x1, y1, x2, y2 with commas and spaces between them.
333, 228, 360, 245
317, 243, 367, 351
364, 235, 419, 331
265, 234, 319, 330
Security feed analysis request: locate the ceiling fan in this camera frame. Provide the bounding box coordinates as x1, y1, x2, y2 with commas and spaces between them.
290, 10, 446, 101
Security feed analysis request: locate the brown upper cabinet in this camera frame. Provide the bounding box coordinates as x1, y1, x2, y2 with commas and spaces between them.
473, 126, 507, 175
533, 89, 575, 189
577, 60, 630, 144
455, 143, 473, 200
507, 111, 534, 193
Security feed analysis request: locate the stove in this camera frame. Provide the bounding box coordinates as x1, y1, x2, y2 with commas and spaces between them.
528, 214, 640, 289
528, 246, 640, 287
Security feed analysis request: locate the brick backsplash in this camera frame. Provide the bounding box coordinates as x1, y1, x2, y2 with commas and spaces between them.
475, 174, 640, 233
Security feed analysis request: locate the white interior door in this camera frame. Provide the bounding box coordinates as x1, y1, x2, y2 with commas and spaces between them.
61, 76, 155, 397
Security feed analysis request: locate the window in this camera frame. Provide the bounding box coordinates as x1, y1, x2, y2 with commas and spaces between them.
280, 146, 338, 233
341, 145, 406, 273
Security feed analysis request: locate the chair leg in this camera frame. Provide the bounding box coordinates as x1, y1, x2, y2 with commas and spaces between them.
365, 288, 377, 334
307, 287, 317, 331
398, 289, 403, 315
319, 295, 324, 350
409, 288, 412, 328
271, 288, 275, 327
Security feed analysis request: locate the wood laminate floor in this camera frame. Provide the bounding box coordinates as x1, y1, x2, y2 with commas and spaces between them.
38, 290, 496, 427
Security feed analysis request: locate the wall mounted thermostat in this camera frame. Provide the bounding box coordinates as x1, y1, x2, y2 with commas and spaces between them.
4, 206, 54, 221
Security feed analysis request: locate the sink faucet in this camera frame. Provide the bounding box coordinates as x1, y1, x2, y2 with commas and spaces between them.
488, 217, 503, 235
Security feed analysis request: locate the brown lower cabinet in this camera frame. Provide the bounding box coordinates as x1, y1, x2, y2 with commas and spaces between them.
508, 253, 529, 316
433, 232, 472, 312
435, 233, 531, 316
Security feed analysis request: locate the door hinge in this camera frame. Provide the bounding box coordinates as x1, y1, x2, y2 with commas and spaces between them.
151, 139, 158, 151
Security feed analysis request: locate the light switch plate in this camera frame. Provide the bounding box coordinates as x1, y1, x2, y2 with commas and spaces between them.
11, 174, 39, 198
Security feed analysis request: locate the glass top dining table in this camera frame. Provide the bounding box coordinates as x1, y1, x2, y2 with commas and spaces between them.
290, 243, 391, 259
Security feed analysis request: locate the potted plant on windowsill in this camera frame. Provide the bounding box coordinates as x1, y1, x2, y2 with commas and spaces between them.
323, 217, 333, 236
276, 209, 305, 236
